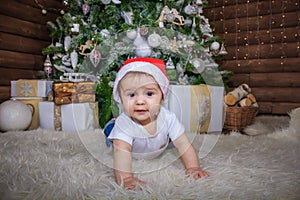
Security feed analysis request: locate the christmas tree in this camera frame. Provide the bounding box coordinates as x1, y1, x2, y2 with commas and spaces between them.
42, 0, 232, 127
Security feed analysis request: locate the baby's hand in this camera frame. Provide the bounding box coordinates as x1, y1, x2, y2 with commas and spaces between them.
186, 167, 210, 180
122, 176, 145, 190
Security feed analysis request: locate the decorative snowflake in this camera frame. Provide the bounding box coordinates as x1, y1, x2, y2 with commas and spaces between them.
19, 81, 33, 96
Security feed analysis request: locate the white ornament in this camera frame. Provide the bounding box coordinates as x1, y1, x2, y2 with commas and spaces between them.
90, 47, 101, 67
112, 0, 121, 4
62, 55, 71, 66
100, 29, 110, 38
126, 30, 137, 40
70, 50, 78, 69
71, 23, 80, 33
160, 36, 170, 49
210, 41, 221, 51
191, 58, 205, 73
101, 0, 111, 4
121, 11, 133, 25
0, 100, 32, 131
64, 36, 72, 52
134, 31, 152, 57
147, 33, 161, 48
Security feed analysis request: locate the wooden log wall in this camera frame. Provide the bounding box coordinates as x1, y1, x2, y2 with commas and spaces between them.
204, 0, 300, 114
0, 0, 63, 102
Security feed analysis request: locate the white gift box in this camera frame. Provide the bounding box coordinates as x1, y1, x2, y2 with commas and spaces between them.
39, 102, 99, 131
11, 79, 53, 98
166, 84, 224, 133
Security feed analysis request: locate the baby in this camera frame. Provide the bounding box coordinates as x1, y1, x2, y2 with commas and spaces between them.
105, 57, 209, 189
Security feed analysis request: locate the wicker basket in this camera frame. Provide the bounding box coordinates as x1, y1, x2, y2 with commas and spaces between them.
224, 106, 259, 131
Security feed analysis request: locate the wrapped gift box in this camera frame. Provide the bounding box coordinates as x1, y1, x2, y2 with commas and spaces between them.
53, 82, 96, 105
11, 79, 53, 98
166, 84, 224, 133
39, 102, 99, 131
11, 97, 45, 130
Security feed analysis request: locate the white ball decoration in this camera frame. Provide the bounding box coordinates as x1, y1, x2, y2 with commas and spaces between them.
147, 33, 161, 48
0, 100, 32, 132
210, 41, 221, 51
126, 30, 137, 40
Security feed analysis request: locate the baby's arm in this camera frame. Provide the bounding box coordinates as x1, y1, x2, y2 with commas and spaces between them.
173, 133, 210, 179
112, 139, 145, 189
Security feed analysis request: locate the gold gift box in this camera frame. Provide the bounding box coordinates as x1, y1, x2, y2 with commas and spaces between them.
53, 82, 96, 105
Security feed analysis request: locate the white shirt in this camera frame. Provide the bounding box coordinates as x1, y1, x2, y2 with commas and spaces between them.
108, 106, 185, 159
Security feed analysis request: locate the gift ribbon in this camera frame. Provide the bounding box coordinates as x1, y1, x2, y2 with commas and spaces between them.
54, 105, 62, 131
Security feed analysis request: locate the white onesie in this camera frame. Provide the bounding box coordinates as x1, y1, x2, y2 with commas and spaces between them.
108, 106, 185, 159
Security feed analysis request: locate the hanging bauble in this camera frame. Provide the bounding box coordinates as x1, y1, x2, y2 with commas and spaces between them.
147, 33, 161, 48
64, 36, 72, 52
160, 36, 170, 49
210, 41, 221, 51
218, 43, 228, 55
191, 58, 205, 73
139, 25, 148, 36
196, 0, 203, 5
112, 0, 121, 4
71, 23, 80, 34
70, 50, 78, 69
90, 47, 101, 68
133, 28, 152, 57
184, 19, 192, 26
62, 55, 71, 66
121, 11, 133, 25
101, 0, 111, 4
82, 3, 90, 15
100, 29, 110, 38
126, 29, 137, 40
184, 3, 197, 15
43, 55, 53, 78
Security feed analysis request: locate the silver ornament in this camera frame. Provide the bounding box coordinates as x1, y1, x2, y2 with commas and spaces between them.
90, 47, 101, 67
70, 50, 78, 69
147, 33, 161, 48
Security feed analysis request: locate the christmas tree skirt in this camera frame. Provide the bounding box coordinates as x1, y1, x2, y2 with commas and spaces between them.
0, 113, 299, 199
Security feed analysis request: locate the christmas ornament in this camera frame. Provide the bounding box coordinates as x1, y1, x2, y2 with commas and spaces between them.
64, 36, 72, 52
210, 41, 221, 51
90, 47, 101, 67
112, 0, 121, 4
100, 29, 110, 37
0, 100, 32, 132
147, 33, 161, 48
139, 25, 148, 36
191, 58, 205, 73
166, 58, 177, 82
101, 0, 111, 4
71, 23, 80, 34
134, 30, 152, 57
70, 50, 78, 69
218, 43, 228, 55
79, 40, 92, 55
82, 3, 90, 15
126, 29, 137, 40
184, 3, 197, 15
62, 55, 71, 66
121, 11, 133, 25
43, 55, 53, 78
159, 36, 170, 49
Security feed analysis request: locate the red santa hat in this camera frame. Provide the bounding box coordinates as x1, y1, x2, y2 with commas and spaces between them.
113, 57, 170, 103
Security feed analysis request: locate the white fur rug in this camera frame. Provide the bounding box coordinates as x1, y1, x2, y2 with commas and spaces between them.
0, 109, 299, 200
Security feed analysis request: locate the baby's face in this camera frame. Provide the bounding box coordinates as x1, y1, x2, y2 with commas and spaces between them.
119, 72, 163, 126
